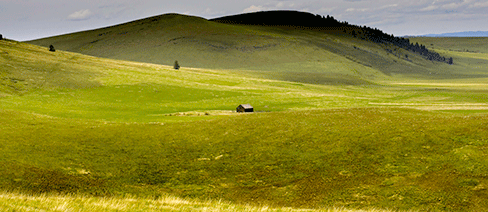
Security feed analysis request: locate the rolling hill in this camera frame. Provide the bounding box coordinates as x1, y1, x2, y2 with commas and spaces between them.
411, 37, 488, 54
3, 11, 488, 212
26, 11, 477, 85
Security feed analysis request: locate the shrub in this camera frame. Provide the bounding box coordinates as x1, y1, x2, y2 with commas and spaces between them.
49, 45, 55, 52
174, 60, 180, 70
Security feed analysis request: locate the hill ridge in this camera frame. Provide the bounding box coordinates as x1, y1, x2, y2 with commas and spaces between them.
212, 10, 452, 64
26, 11, 463, 84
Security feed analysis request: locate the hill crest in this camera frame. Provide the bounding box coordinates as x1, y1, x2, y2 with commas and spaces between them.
26, 11, 460, 84
211, 10, 340, 27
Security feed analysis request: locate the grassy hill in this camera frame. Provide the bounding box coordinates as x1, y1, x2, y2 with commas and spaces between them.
3, 15, 488, 211
410, 37, 488, 54
1, 39, 387, 122
4, 39, 488, 122
26, 12, 482, 85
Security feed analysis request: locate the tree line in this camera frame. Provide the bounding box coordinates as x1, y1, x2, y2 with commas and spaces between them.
213, 11, 453, 65
315, 15, 453, 64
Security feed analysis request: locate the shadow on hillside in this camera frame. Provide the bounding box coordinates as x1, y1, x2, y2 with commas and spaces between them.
257, 72, 374, 86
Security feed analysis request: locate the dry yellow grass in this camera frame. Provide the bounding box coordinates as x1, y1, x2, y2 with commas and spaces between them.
0, 192, 404, 212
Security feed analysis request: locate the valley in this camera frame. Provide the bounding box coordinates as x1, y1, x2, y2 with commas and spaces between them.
2, 11, 488, 211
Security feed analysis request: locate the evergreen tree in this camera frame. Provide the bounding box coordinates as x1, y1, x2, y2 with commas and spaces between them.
174, 60, 180, 70
49, 45, 55, 52
351, 30, 357, 38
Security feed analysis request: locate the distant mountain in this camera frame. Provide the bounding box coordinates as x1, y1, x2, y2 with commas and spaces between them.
420, 31, 488, 37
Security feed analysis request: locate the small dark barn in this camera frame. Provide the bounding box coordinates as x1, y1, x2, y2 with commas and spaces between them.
236, 104, 253, 113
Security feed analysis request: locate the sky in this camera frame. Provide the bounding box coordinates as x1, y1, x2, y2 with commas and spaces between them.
1, 0, 488, 41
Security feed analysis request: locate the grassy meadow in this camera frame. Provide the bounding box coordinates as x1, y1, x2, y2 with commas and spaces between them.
410, 37, 488, 54
0, 192, 396, 212
3, 17, 488, 211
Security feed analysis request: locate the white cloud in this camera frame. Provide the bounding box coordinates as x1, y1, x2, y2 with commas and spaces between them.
380, 4, 398, 9
67, 9, 93, 21
439, 0, 475, 10
419, 5, 439, 11
242, 5, 266, 13
346, 8, 369, 12
441, 3, 460, 10
200, 7, 226, 17
316, 7, 335, 14
469, 1, 488, 8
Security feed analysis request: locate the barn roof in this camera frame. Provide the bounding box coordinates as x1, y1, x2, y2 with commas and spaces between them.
239, 104, 253, 109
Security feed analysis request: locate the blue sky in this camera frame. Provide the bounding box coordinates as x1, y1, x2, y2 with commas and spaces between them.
1, 0, 487, 41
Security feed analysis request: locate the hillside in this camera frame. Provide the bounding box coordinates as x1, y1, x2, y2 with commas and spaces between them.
4, 31, 488, 211
410, 37, 488, 54
26, 12, 477, 85
4, 39, 488, 122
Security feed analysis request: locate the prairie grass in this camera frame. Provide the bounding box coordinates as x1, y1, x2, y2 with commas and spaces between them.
3, 29, 488, 211
0, 191, 402, 212
4, 39, 488, 122
410, 37, 488, 54
2, 108, 488, 211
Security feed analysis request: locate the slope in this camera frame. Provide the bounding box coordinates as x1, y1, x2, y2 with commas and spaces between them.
5, 39, 488, 122
26, 12, 478, 85
0, 38, 396, 123
410, 37, 488, 54
5, 33, 488, 212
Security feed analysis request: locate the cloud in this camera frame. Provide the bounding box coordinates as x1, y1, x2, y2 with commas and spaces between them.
242, 5, 266, 13
242, 2, 304, 14
441, 3, 460, 10
67, 9, 93, 21
316, 7, 336, 14
419, 5, 439, 11
380, 4, 398, 9
346, 8, 369, 12
366, 16, 404, 28
469, 1, 488, 8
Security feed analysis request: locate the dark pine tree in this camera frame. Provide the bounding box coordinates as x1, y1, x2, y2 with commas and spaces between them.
49, 45, 55, 52
351, 30, 357, 38
174, 60, 180, 70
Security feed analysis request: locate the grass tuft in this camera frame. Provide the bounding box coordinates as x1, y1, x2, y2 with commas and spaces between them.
0, 191, 406, 212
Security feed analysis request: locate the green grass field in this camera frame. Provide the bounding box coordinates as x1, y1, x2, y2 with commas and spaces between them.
410, 37, 488, 54
3, 14, 488, 211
